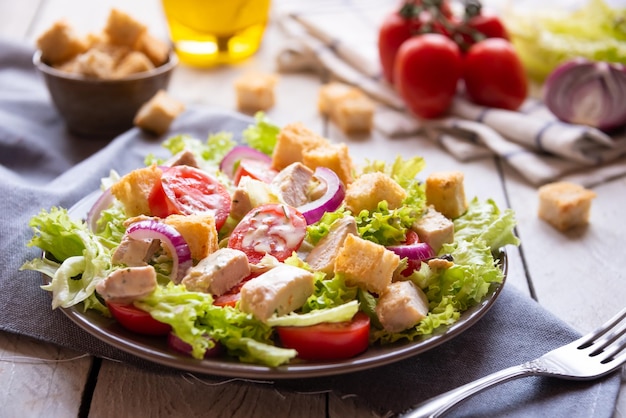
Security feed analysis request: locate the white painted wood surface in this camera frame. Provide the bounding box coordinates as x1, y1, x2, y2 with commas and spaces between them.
0, 0, 623, 416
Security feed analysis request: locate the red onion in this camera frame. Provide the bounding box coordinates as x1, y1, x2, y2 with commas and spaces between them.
543, 58, 626, 131
167, 332, 223, 358
386, 242, 435, 261
86, 189, 114, 232
297, 167, 346, 225
126, 220, 192, 284
220, 145, 272, 179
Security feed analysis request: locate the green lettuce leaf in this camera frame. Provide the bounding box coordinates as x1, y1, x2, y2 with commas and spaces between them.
242, 112, 280, 156
453, 198, 520, 251
356, 200, 419, 246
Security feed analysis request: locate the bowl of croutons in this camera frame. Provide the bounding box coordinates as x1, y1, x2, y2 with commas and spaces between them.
33, 9, 178, 138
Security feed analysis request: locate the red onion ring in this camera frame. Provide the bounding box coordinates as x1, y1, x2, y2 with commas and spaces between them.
86, 189, 114, 232
167, 332, 223, 358
220, 145, 272, 179
298, 167, 346, 225
126, 220, 192, 283
386, 242, 435, 261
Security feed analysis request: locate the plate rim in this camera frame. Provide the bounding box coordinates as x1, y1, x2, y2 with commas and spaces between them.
50, 190, 508, 379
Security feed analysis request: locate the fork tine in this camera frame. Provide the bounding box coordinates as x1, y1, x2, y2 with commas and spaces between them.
589, 324, 626, 358
577, 307, 626, 350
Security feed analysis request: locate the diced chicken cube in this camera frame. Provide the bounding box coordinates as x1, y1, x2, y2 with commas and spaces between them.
181, 248, 251, 296
165, 150, 199, 168
111, 235, 160, 266
96, 265, 158, 304
271, 162, 314, 207
376, 281, 429, 333
239, 264, 315, 322
305, 216, 357, 275
413, 206, 454, 254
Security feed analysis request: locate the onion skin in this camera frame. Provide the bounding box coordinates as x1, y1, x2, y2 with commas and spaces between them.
167, 332, 223, 358
543, 58, 626, 132
297, 167, 346, 225
219, 145, 272, 179
386, 242, 435, 261
125, 220, 192, 284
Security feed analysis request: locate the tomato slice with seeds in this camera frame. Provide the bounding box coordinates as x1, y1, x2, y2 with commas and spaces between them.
234, 159, 278, 186
148, 165, 231, 230
227, 203, 307, 264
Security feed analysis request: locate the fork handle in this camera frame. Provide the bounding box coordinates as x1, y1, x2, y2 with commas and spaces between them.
400, 364, 533, 418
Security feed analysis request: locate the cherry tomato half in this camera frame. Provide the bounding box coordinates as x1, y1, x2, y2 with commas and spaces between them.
463, 38, 528, 111
394, 33, 462, 119
227, 203, 307, 264
276, 312, 371, 360
234, 159, 278, 186
148, 165, 231, 230
107, 301, 172, 336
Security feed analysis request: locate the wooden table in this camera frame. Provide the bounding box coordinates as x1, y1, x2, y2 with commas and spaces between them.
1, 0, 624, 416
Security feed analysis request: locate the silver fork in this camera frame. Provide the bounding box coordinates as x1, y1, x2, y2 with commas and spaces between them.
400, 307, 626, 418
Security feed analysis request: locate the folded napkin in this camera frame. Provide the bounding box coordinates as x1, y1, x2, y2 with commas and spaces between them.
0, 38, 621, 417
274, 1, 626, 187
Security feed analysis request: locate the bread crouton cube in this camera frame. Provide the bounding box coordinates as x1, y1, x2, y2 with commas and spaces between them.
134, 90, 185, 135
164, 213, 219, 261
318, 82, 362, 116
413, 206, 454, 253
271, 122, 329, 170
36, 19, 88, 65
234, 72, 278, 113
136, 32, 170, 66
376, 281, 429, 333
111, 165, 162, 217
538, 182, 596, 231
332, 94, 375, 135
73, 48, 116, 79
302, 143, 354, 186
113, 51, 155, 78
344, 172, 406, 214
334, 234, 400, 294
425, 171, 467, 219
104, 8, 147, 47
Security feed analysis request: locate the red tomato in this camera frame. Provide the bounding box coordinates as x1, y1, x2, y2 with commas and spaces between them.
107, 302, 171, 336
467, 13, 509, 41
148, 165, 231, 230
394, 33, 462, 119
212, 272, 259, 307
228, 203, 307, 264
463, 38, 528, 110
233, 159, 278, 186
404, 229, 420, 245
276, 312, 370, 360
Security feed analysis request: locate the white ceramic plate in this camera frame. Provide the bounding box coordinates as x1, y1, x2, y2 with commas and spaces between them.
51, 190, 507, 379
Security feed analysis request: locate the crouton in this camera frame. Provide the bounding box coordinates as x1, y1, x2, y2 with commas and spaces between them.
302, 143, 354, 185
425, 171, 467, 219
234, 72, 278, 113
72, 48, 116, 79
36, 19, 88, 65
344, 172, 406, 214
133, 90, 185, 135
135, 32, 170, 66
332, 94, 375, 135
538, 181, 596, 231
113, 51, 155, 78
164, 213, 219, 261
104, 8, 147, 47
110, 165, 162, 217
334, 234, 400, 294
317, 82, 362, 116
271, 122, 329, 170
413, 206, 454, 253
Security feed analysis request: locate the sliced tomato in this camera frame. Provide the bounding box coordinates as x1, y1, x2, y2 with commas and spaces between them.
148, 165, 231, 230
276, 312, 371, 360
213, 293, 241, 308
227, 203, 307, 264
234, 159, 278, 186
107, 301, 171, 336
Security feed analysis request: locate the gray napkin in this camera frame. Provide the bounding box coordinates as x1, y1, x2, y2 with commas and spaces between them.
0, 38, 621, 417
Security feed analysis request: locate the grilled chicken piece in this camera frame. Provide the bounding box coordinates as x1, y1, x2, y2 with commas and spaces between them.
376, 281, 429, 333
182, 248, 251, 296
111, 235, 160, 266
305, 216, 357, 275
271, 162, 314, 207
239, 264, 315, 322
413, 206, 454, 253
96, 265, 158, 304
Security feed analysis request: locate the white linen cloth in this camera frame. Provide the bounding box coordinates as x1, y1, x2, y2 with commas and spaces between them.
273, 0, 626, 187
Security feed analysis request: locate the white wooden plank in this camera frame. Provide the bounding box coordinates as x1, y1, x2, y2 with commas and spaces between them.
0, 332, 92, 418
89, 360, 325, 418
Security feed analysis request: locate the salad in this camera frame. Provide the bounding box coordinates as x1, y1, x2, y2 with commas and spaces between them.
21, 113, 519, 367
